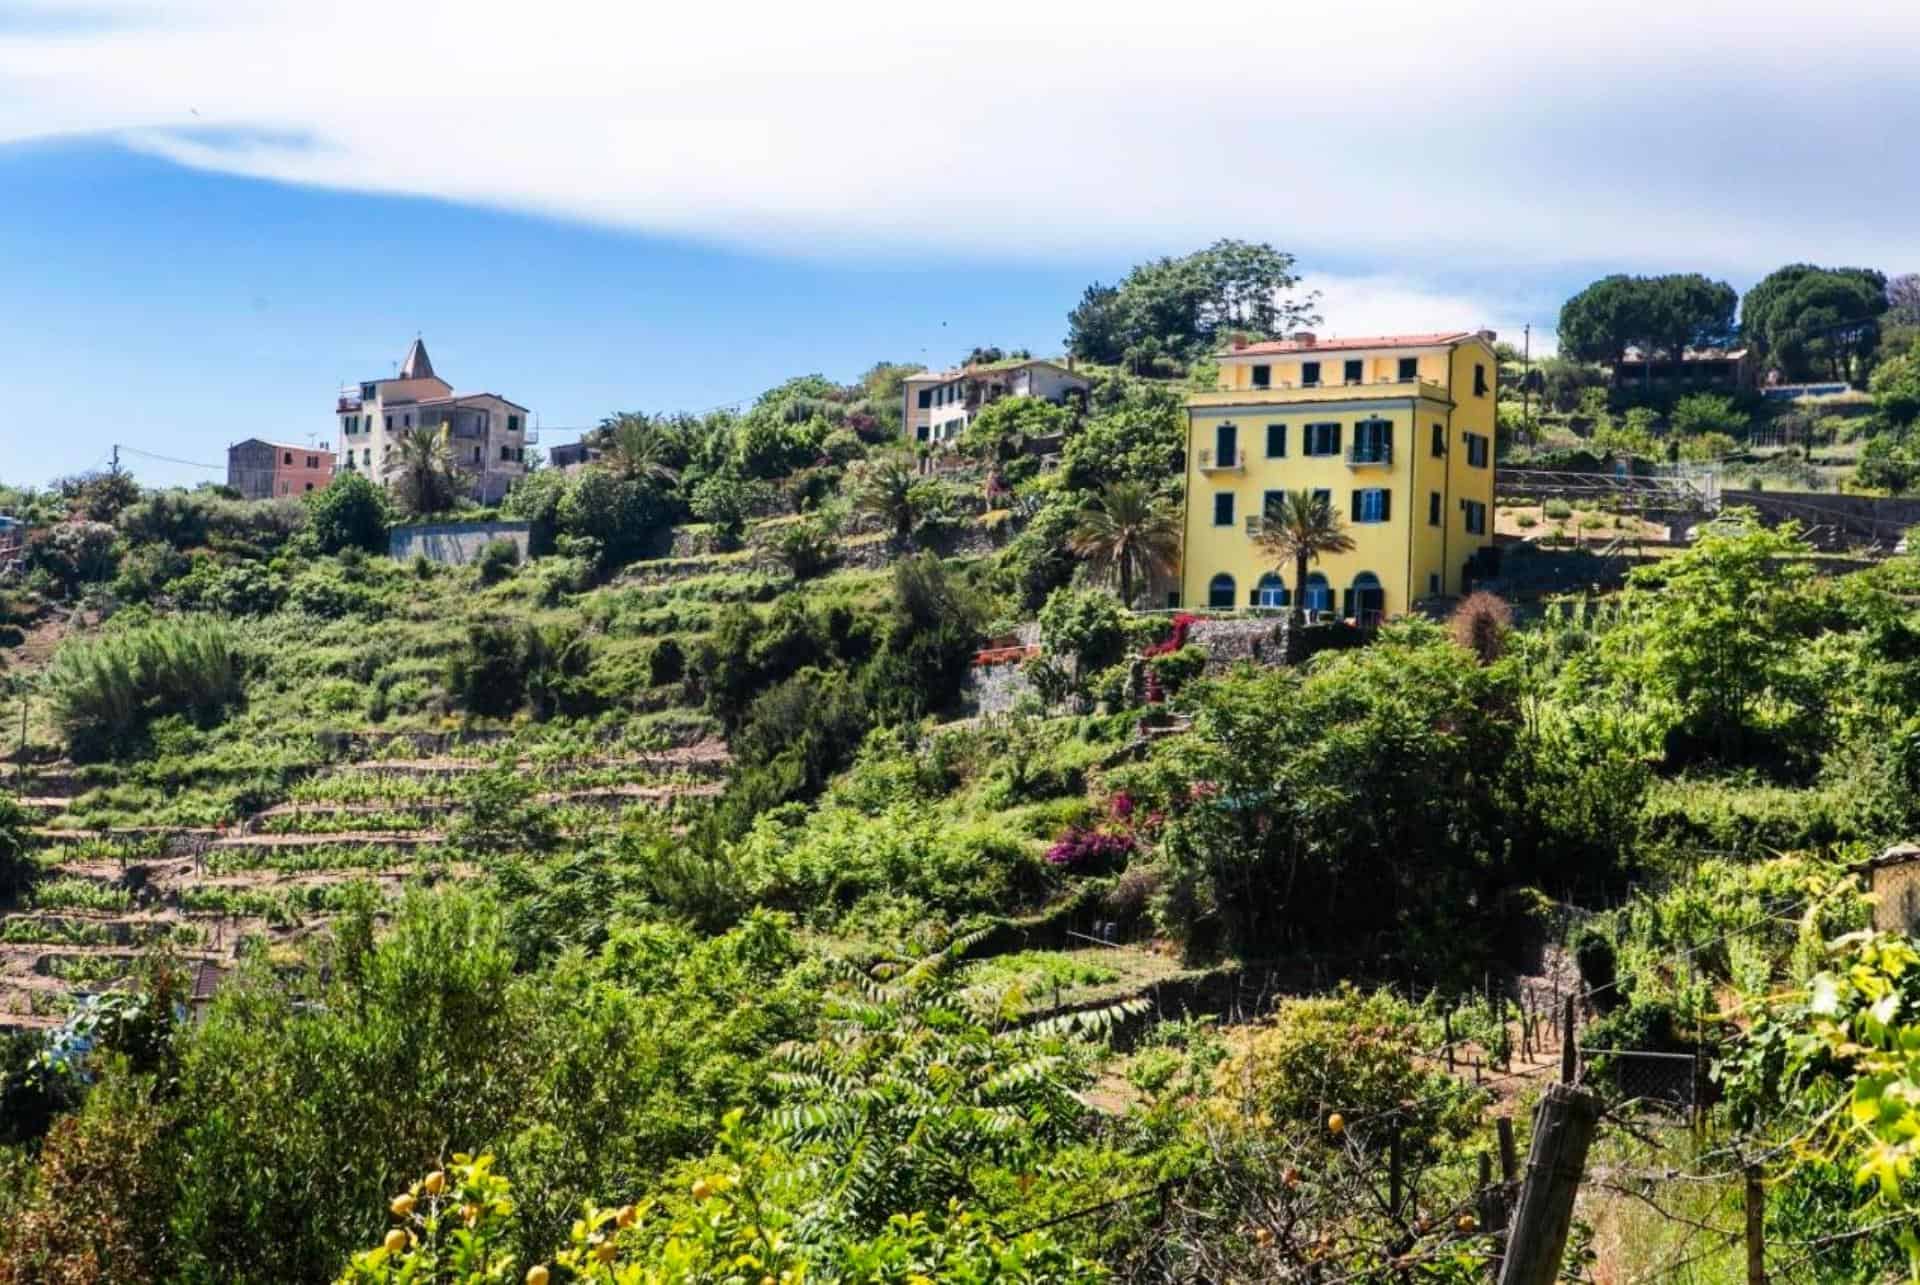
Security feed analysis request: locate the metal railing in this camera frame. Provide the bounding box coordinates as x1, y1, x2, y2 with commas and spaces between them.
1346, 443, 1393, 467
1197, 447, 1243, 470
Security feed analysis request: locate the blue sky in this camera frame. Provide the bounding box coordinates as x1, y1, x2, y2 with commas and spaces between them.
2, 0, 1916, 489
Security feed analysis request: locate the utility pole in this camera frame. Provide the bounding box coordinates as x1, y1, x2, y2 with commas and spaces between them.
110, 444, 121, 477
1498, 1084, 1600, 1285
1522, 324, 1533, 446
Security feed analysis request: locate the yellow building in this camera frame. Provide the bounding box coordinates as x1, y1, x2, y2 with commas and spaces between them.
1178, 330, 1499, 619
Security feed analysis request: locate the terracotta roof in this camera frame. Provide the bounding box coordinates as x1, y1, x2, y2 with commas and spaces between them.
413, 392, 532, 413
1223, 332, 1479, 357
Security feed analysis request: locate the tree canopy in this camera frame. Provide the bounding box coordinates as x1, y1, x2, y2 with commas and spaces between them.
1556, 273, 1737, 378
1065, 239, 1319, 366
1740, 263, 1888, 383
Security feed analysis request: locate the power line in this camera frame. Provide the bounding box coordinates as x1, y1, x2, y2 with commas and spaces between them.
115, 444, 224, 473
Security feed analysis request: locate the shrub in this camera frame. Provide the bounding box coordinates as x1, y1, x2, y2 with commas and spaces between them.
1044, 825, 1133, 872
646, 637, 685, 686
1542, 498, 1573, 520
305, 472, 389, 555
1449, 591, 1513, 664
475, 537, 520, 586
44, 618, 243, 757
31, 520, 119, 592
769, 519, 838, 581
1573, 926, 1620, 1010
1038, 587, 1129, 674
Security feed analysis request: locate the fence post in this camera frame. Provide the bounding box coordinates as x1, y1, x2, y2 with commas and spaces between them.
1560, 996, 1578, 1084
1445, 1007, 1456, 1074
1496, 1084, 1600, 1285
1745, 1165, 1766, 1285
1496, 1117, 1517, 1183
1389, 1127, 1405, 1218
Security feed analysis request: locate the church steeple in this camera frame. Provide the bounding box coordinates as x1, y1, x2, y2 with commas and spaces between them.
398, 336, 435, 381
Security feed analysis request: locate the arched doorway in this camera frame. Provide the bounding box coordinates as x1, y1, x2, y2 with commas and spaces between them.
1254, 573, 1289, 609
1347, 571, 1385, 624
1302, 573, 1332, 616
1207, 573, 1237, 609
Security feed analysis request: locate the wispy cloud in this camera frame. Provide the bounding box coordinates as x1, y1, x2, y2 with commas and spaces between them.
1, 0, 1915, 282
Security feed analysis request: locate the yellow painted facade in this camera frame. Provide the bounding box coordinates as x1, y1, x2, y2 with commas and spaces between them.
1178, 333, 1499, 618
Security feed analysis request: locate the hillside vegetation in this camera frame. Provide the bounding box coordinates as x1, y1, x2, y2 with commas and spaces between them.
5, 247, 1920, 1282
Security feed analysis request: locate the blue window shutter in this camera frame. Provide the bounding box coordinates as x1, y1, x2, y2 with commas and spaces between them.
1379, 488, 1391, 522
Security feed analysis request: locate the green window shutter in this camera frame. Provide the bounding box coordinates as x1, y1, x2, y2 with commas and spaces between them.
1379, 489, 1391, 521
1351, 489, 1362, 519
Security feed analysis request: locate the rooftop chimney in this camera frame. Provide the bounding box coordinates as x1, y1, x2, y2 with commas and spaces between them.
1292, 331, 1317, 347
1478, 329, 1498, 343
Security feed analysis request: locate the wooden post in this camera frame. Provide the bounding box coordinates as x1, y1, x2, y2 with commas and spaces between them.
1389, 1128, 1404, 1218
1745, 1165, 1766, 1285
1497, 1117, 1517, 1183
1445, 1008, 1456, 1073
1560, 996, 1578, 1084
1497, 1084, 1600, 1285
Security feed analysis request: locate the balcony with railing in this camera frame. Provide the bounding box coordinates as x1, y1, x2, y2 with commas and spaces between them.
1197, 446, 1243, 471
1191, 374, 1450, 408
1345, 442, 1393, 468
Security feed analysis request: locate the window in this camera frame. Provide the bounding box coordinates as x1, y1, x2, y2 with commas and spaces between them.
1214, 422, 1238, 466
1213, 492, 1235, 526
917, 389, 932, 409
1352, 418, 1391, 463
500, 445, 512, 460
1428, 573, 1442, 595
1474, 363, 1489, 397
1207, 574, 1237, 609
385, 415, 393, 430
1301, 360, 1321, 387
1398, 357, 1419, 381
306, 455, 318, 468
1302, 572, 1332, 614
472, 446, 481, 462
1344, 359, 1363, 384
1265, 423, 1287, 458
1255, 573, 1289, 608
917, 423, 929, 443
507, 415, 521, 432
1263, 490, 1287, 526
1428, 491, 1441, 526
1304, 422, 1341, 456
1251, 364, 1271, 388
404, 414, 412, 428
1311, 487, 1331, 510
1464, 433, 1490, 468
362, 449, 370, 465
1166, 590, 1180, 610
304, 482, 314, 492
1463, 499, 1487, 534
361, 383, 376, 401
1431, 423, 1446, 457
1352, 488, 1391, 523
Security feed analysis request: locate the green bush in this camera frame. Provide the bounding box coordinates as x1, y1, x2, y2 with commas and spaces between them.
44, 617, 244, 758
1542, 498, 1574, 520
476, 537, 520, 585
1039, 586, 1129, 674
305, 472, 389, 555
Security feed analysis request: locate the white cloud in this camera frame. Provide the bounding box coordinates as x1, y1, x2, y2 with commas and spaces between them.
1, 0, 1916, 278
1304, 275, 1557, 355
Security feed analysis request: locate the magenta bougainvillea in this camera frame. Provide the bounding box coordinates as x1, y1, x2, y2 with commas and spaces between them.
1044, 826, 1135, 870
1144, 613, 1199, 658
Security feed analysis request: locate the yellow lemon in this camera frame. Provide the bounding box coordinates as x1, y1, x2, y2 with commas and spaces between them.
422, 1171, 446, 1196
615, 1204, 638, 1229
692, 1178, 715, 1201
595, 1241, 617, 1264
526, 1267, 551, 1285
383, 1229, 407, 1255
1457, 1214, 1478, 1234
390, 1193, 415, 1218
1327, 1113, 1345, 1134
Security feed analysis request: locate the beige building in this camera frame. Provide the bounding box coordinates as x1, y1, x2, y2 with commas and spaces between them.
334, 338, 535, 504
903, 358, 1089, 446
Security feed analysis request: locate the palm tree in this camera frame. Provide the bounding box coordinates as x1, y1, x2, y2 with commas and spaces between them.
1067, 481, 1180, 609
852, 453, 920, 541
1255, 489, 1355, 623
602, 415, 681, 484
392, 426, 458, 516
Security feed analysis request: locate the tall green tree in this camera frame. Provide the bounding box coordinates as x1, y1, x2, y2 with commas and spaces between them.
1741, 264, 1889, 383
600, 414, 683, 485
1064, 240, 1319, 364
1067, 481, 1180, 608
1557, 273, 1736, 383
1255, 489, 1356, 623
